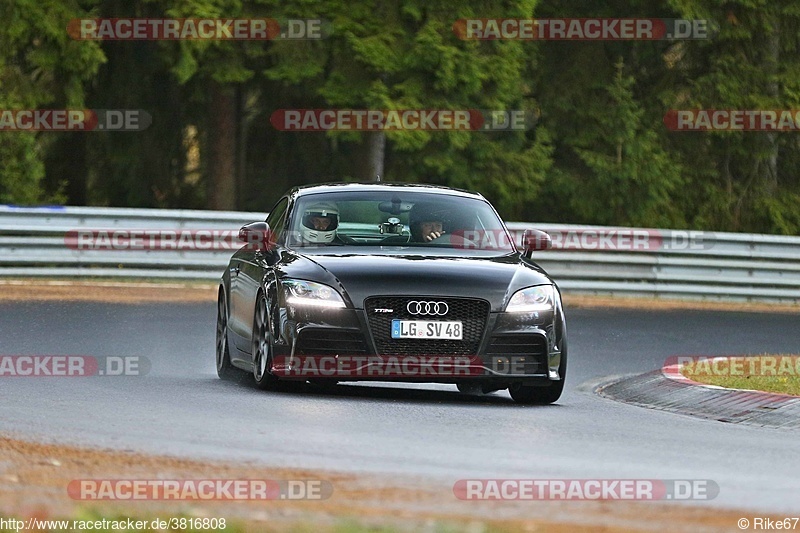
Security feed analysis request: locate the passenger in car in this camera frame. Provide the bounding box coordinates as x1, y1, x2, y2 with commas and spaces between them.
409, 203, 449, 242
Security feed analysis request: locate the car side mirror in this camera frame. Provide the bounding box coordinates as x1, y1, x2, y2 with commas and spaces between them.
238, 221, 274, 251
521, 229, 552, 257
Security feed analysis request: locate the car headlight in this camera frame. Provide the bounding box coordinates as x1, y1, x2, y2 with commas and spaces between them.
506, 285, 555, 312
283, 279, 346, 308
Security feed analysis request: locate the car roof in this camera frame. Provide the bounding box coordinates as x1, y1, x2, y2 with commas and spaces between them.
288, 182, 485, 200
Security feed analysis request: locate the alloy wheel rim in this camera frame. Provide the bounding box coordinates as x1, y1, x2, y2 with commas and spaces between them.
254, 299, 270, 380
216, 297, 227, 371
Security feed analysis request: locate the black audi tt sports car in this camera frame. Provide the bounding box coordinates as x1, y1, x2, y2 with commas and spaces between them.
216, 183, 567, 404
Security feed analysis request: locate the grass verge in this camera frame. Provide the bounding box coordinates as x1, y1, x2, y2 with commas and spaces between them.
680, 354, 800, 396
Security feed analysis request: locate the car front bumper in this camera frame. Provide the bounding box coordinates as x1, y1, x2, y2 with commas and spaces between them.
269, 301, 563, 383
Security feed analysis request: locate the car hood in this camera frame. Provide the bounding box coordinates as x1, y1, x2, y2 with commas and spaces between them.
281, 252, 554, 311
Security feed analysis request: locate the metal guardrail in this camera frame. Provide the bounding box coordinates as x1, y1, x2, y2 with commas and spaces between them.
2, 205, 799, 303
0, 206, 261, 281
504, 222, 800, 303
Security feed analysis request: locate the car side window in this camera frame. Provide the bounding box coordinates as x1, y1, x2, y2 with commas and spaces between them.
266, 197, 289, 244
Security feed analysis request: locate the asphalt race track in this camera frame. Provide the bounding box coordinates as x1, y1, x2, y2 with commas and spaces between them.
1, 301, 799, 512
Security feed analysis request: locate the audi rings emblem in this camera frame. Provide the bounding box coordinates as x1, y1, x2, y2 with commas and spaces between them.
407, 300, 449, 316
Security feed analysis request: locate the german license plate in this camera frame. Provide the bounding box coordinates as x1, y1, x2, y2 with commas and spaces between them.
391, 320, 462, 340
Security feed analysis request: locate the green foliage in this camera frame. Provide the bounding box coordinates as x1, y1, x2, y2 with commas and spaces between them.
258, 0, 549, 213
166, 0, 255, 84
2, 0, 800, 234
570, 60, 685, 227
664, 0, 800, 231
0, 134, 45, 204
0, 0, 104, 204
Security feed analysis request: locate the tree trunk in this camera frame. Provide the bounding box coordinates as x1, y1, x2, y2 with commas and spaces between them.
208, 82, 237, 210
61, 133, 87, 205
763, 12, 780, 196
236, 86, 248, 208
365, 131, 386, 181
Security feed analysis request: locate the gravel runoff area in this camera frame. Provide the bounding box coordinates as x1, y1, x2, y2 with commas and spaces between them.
0, 437, 772, 532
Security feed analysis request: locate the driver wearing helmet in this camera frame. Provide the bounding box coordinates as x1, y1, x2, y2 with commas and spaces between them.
300, 202, 340, 244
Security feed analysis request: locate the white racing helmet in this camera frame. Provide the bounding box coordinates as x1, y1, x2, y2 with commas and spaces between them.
301, 202, 339, 243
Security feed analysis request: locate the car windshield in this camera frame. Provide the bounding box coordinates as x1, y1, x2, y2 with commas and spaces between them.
286, 190, 515, 255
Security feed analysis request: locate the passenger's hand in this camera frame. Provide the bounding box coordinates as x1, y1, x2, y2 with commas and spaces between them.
424, 231, 445, 242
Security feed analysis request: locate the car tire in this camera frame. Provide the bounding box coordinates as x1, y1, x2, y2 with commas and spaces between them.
508, 340, 567, 405
508, 379, 564, 405
216, 289, 240, 381
252, 293, 281, 390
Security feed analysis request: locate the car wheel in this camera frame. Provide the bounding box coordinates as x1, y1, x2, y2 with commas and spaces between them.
216, 290, 239, 380
508, 379, 564, 405
508, 341, 567, 405
252, 293, 281, 390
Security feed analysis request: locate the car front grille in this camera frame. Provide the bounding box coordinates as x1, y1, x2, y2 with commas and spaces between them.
295, 329, 368, 356
364, 296, 490, 356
